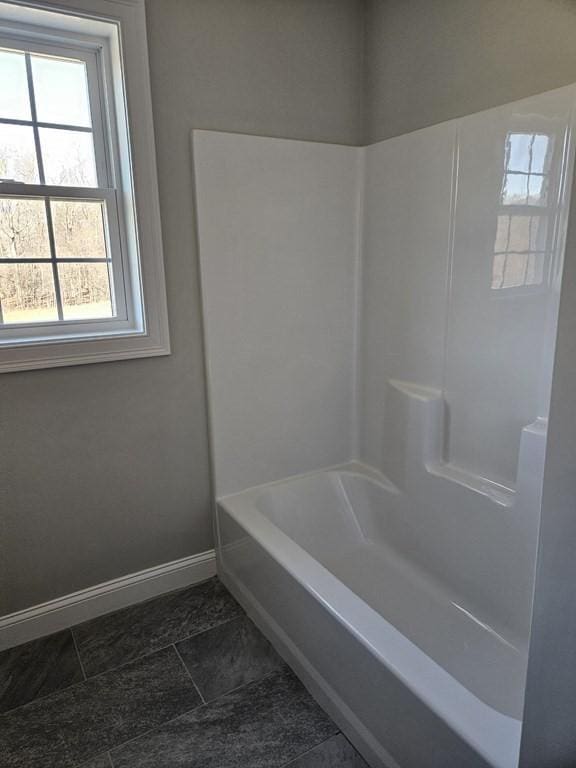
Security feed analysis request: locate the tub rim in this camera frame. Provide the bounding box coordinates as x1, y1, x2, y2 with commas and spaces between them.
217, 463, 522, 768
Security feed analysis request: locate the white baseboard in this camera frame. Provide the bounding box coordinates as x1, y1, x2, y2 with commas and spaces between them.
0, 550, 216, 652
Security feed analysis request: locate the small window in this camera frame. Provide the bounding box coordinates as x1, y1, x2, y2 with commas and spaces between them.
0, 1, 169, 371
501, 132, 551, 207
492, 131, 556, 291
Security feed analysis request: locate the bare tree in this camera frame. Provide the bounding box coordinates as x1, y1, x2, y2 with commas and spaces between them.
0, 143, 110, 322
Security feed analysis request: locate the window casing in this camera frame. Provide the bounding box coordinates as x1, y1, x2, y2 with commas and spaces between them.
0, 0, 169, 371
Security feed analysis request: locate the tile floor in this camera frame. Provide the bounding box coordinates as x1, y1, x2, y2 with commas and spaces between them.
0, 577, 368, 767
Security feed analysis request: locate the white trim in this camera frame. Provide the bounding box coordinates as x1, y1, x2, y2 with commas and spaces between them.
0, 549, 216, 651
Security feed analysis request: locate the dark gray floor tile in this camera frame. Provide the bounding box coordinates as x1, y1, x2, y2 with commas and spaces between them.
111, 666, 338, 768
0, 630, 84, 713
74, 578, 242, 676
0, 646, 201, 768
176, 615, 285, 701
284, 734, 369, 767
79, 754, 112, 768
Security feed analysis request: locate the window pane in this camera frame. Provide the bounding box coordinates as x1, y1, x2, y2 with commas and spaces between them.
58, 262, 113, 320
0, 123, 39, 183
51, 199, 107, 258
528, 215, 548, 252
0, 49, 31, 120
528, 174, 546, 206
0, 198, 51, 258
0, 262, 57, 324
507, 216, 532, 252
40, 128, 97, 186
491, 251, 546, 290
491, 252, 506, 289
31, 54, 91, 128
503, 253, 529, 288
525, 252, 546, 286
507, 134, 533, 173
531, 135, 550, 174
502, 173, 528, 205
507, 214, 548, 253
494, 215, 510, 252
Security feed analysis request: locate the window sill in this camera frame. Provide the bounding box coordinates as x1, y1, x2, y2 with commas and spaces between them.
0, 328, 170, 372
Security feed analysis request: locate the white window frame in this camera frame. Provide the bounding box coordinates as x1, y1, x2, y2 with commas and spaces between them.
0, 0, 170, 372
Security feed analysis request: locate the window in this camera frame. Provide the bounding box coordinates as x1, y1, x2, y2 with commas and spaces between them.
501, 132, 551, 207
0, 0, 169, 371
492, 131, 556, 291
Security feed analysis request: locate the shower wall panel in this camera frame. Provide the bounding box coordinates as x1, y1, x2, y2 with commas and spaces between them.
193, 131, 361, 497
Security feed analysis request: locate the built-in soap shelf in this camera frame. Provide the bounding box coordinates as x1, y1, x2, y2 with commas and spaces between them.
427, 463, 515, 508
382, 379, 547, 511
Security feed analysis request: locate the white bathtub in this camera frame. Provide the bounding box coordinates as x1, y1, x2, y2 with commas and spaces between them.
216, 463, 523, 768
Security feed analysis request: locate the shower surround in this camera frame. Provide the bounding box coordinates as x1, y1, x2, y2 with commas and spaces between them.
193, 85, 576, 768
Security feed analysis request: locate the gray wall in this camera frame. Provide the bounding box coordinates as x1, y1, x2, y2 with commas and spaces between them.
364, 0, 576, 142
6, 0, 576, 617
0, 0, 364, 616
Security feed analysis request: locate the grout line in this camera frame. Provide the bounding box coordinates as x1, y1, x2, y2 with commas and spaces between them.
174, 613, 241, 651
81, 666, 333, 768
279, 732, 340, 767
107, 696, 207, 757
2, 613, 243, 718
172, 643, 206, 704
70, 627, 88, 682
74, 751, 114, 768
79, 660, 227, 764
107, 667, 288, 759
0, 629, 91, 717
81, 613, 242, 681
0, 683, 72, 719
201, 664, 286, 705
69, 672, 210, 768
0, 592, 241, 718
0, 640, 186, 719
